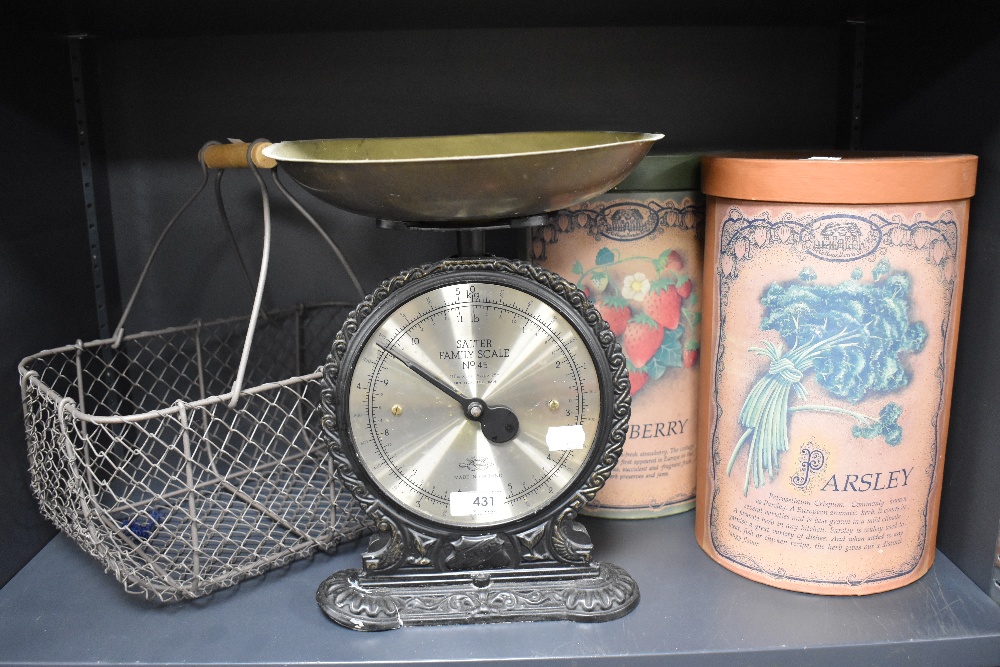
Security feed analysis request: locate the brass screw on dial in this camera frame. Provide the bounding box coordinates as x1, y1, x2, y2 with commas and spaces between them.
548, 400, 560, 411
391, 405, 403, 416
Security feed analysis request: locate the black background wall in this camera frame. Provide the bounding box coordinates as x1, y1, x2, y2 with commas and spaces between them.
0, 34, 98, 589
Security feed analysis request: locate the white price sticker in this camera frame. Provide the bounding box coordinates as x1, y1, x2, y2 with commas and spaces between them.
546, 424, 585, 451
450, 491, 504, 517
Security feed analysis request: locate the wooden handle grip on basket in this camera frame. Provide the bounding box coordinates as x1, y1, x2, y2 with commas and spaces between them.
202, 142, 277, 169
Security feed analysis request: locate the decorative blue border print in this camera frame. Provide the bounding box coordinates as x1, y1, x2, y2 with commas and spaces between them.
708, 206, 960, 587
530, 195, 702, 262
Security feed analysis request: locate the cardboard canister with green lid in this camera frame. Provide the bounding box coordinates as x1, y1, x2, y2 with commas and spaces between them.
694, 152, 977, 594
531, 154, 704, 518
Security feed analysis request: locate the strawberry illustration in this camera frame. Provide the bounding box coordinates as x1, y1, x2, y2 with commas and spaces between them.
665, 250, 685, 272
628, 369, 649, 396
596, 296, 631, 337
683, 342, 700, 368
622, 314, 664, 367
644, 281, 682, 330
676, 278, 693, 299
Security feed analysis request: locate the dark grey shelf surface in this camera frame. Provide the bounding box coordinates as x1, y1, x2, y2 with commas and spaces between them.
2, 512, 999, 667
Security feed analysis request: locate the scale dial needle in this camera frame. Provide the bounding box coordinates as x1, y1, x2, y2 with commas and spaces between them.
376, 343, 519, 443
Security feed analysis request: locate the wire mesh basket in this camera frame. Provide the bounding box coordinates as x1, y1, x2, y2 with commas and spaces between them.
18, 141, 371, 602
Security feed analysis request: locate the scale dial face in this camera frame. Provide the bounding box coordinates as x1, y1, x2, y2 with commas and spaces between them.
339, 272, 607, 530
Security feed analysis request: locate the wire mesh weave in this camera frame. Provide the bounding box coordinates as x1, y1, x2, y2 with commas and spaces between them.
19, 304, 370, 602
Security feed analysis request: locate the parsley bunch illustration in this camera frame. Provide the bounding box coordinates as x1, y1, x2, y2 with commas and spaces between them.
728, 263, 927, 495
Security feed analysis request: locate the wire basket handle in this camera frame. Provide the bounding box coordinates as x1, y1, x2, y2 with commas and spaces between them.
112, 139, 365, 408
112, 140, 218, 347
202, 142, 365, 300
270, 170, 365, 300
226, 141, 273, 407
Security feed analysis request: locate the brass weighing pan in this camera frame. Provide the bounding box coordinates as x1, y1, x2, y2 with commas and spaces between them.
205, 131, 663, 223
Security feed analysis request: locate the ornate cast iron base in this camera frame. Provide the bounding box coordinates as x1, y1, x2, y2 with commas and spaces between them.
316, 561, 639, 631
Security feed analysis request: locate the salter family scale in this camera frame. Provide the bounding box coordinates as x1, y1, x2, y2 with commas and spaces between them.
206, 131, 661, 630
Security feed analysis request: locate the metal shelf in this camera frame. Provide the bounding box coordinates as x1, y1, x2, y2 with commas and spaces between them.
2, 5, 999, 664
2, 512, 998, 666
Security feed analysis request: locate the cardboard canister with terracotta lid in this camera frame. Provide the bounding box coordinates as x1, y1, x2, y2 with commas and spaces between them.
694, 152, 977, 594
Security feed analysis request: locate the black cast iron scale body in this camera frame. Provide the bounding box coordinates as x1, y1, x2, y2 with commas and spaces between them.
317, 219, 638, 630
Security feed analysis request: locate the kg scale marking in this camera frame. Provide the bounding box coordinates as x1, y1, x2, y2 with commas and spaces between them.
317, 254, 638, 630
